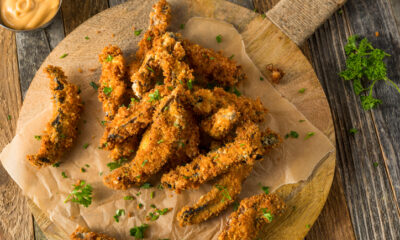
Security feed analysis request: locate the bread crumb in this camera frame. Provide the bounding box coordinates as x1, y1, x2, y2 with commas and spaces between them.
89, 68, 97, 72
96, 30, 101, 34
78, 68, 83, 73
111, 33, 115, 38
266, 64, 284, 84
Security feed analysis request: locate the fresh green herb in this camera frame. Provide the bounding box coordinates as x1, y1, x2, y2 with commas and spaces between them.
216, 34, 223, 43
298, 88, 306, 93
136, 192, 142, 197
229, 54, 235, 60
101, 120, 107, 126
103, 86, 113, 96
233, 201, 239, 211
61, 172, 68, 178
105, 54, 113, 62
150, 204, 156, 208
7, 115, 11, 120
232, 87, 241, 96
113, 209, 125, 222
260, 77, 264, 81
240, 143, 245, 147
261, 186, 269, 194
85, 36, 89, 40
83, 143, 89, 149
60, 53, 68, 59
129, 223, 148, 239
106, 157, 129, 171
215, 184, 231, 202
64, 180, 93, 207
209, 56, 215, 60
285, 131, 299, 139
141, 183, 152, 189
340, 35, 400, 110
306, 224, 311, 228
34, 135, 42, 140
124, 195, 135, 200
146, 66, 154, 72
173, 122, 179, 128
81, 167, 86, 173
349, 128, 358, 134
147, 36, 152, 41
134, 29, 143, 36
142, 159, 149, 167
52, 162, 60, 167
157, 139, 164, 144
157, 184, 164, 190
180, 23, 185, 29
261, 13, 266, 19
299, 120, 306, 123
187, 79, 194, 90
373, 162, 379, 167
85, 164, 90, 168
150, 191, 155, 199
148, 89, 161, 102
137, 203, 143, 208
99, 171, 103, 176
90, 81, 98, 90
148, 212, 159, 221
305, 132, 315, 139
262, 208, 273, 222
147, 208, 170, 221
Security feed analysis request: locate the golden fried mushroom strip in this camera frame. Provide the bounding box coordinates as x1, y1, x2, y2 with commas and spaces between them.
200, 105, 240, 140
103, 87, 200, 190
181, 39, 246, 87
27, 66, 83, 168
177, 130, 281, 225
187, 87, 267, 123
136, 0, 171, 61
70, 226, 116, 240
98, 45, 128, 121
218, 193, 286, 240
161, 122, 263, 192
131, 32, 194, 98
177, 164, 253, 226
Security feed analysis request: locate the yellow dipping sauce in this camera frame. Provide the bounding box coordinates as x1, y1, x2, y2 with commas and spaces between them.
1, 0, 59, 30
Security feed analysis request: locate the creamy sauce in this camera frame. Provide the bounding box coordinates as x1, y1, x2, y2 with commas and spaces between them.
1, 0, 59, 30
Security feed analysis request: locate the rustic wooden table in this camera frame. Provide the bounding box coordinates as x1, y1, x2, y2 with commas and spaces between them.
0, 0, 399, 239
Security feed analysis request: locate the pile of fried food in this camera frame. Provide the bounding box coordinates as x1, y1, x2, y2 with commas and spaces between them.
27, 0, 287, 239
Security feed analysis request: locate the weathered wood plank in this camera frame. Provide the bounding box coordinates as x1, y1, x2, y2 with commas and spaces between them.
0, 28, 35, 240
61, 0, 109, 35
308, 1, 400, 238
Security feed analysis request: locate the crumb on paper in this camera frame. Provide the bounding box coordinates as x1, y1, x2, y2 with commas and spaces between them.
96, 30, 101, 34
111, 33, 115, 38
89, 68, 97, 72
78, 68, 83, 73
266, 64, 285, 84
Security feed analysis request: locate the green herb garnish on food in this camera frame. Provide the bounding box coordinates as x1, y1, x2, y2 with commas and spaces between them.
233, 201, 240, 211
106, 54, 113, 62
64, 180, 93, 207
215, 184, 232, 202
340, 35, 400, 110
261, 186, 270, 194
130, 224, 149, 239
142, 159, 148, 167
148, 89, 161, 102
103, 86, 112, 96
140, 182, 152, 189
187, 79, 194, 90
262, 208, 273, 222
106, 157, 129, 171
134, 29, 143, 36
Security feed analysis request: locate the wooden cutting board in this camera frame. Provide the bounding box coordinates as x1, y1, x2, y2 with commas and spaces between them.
26, 0, 342, 239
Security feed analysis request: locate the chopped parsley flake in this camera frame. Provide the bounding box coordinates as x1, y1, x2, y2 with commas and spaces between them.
261, 13, 266, 19
81, 167, 86, 173
305, 132, 315, 139
262, 208, 273, 222
114, 209, 125, 222
373, 162, 379, 167
349, 128, 358, 134
146, 65, 154, 72
106, 157, 129, 171
285, 131, 299, 139
260, 77, 264, 81
7, 115, 11, 120
216, 34, 222, 43
52, 162, 60, 167
233, 201, 239, 211
34, 135, 42, 140
103, 86, 112, 96
106, 54, 113, 62
150, 204, 156, 208
298, 88, 306, 93
147, 208, 170, 221
136, 192, 142, 197
64, 180, 92, 207
130, 224, 148, 239
150, 191, 155, 199
137, 203, 143, 208
229, 54, 235, 60
142, 159, 148, 167
60, 53, 68, 59
124, 195, 135, 200
101, 120, 107, 126
90, 81, 98, 90
215, 184, 231, 202
306, 224, 311, 228
83, 143, 89, 149
157, 139, 164, 144
148, 89, 161, 102
61, 172, 68, 178
157, 184, 164, 190
299, 120, 306, 123
180, 24, 185, 29
140, 183, 152, 189
134, 29, 143, 36
261, 186, 269, 194
187, 79, 194, 90
147, 36, 152, 41
84, 36, 89, 40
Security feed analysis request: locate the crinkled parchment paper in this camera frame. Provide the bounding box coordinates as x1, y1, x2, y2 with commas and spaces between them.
0, 17, 334, 239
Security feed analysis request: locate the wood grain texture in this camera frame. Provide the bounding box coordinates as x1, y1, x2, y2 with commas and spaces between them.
0, 28, 34, 240
308, 0, 400, 238
266, 0, 346, 45
61, 0, 109, 35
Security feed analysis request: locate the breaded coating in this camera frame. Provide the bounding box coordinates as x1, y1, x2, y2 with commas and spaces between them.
70, 226, 115, 240
177, 164, 253, 226
181, 39, 246, 87
103, 87, 200, 190
218, 193, 286, 240
187, 87, 267, 123
108, 137, 139, 161
136, 0, 171, 61
131, 32, 194, 98
176, 130, 281, 225
201, 105, 240, 139
161, 122, 263, 192
27, 66, 83, 168
100, 85, 171, 154
98, 45, 128, 121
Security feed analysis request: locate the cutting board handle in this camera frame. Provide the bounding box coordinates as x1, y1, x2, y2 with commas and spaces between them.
266, 0, 346, 45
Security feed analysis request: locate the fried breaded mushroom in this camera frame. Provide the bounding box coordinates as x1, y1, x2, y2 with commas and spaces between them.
161, 122, 263, 192
70, 226, 115, 240
201, 105, 240, 139
136, 0, 171, 61
177, 164, 253, 226
103, 87, 200, 190
218, 193, 286, 240
181, 39, 246, 87
98, 45, 128, 121
27, 66, 83, 168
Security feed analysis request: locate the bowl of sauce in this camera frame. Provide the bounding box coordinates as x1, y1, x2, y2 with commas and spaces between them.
0, 0, 61, 32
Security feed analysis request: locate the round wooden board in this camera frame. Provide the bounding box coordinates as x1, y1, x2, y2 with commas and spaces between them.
25, 0, 336, 239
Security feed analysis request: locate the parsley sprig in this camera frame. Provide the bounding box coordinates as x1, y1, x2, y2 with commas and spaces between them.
64, 180, 93, 207
340, 35, 400, 110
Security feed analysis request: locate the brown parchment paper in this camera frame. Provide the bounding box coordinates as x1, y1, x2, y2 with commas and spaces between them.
0, 17, 334, 239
